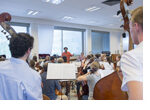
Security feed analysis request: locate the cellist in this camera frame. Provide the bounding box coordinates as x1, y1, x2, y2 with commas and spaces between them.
77, 61, 101, 100
121, 6, 143, 100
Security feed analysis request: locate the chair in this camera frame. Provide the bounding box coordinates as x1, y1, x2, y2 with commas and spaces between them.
43, 94, 50, 100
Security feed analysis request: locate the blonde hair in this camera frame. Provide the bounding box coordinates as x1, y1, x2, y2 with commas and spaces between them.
57, 58, 64, 63
131, 6, 143, 29
90, 61, 100, 72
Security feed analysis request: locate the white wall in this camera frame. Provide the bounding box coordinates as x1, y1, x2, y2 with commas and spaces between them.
30, 23, 39, 57
110, 31, 123, 54
12, 16, 123, 56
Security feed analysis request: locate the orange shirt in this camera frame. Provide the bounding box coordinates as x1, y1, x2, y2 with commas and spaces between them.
62, 51, 73, 63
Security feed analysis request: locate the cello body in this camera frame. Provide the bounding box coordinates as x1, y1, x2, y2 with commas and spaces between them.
93, 71, 128, 100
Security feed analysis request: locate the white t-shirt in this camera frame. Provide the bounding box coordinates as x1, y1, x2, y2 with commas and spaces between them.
117, 61, 121, 66
97, 69, 114, 79
99, 61, 113, 70
121, 42, 143, 91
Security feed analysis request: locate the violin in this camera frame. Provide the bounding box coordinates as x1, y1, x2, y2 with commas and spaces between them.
120, 0, 133, 50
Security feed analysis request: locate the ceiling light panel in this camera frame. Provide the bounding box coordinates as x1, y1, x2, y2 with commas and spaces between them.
42, 0, 64, 5
27, 10, 39, 16
62, 16, 74, 20
85, 6, 101, 12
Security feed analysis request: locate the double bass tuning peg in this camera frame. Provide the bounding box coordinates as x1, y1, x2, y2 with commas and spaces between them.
120, 25, 124, 28
6, 35, 10, 40
117, 10, 121, 16
1, 30, 6, 34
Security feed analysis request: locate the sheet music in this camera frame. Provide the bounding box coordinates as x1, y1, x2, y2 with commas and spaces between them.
47, 63, 76, 80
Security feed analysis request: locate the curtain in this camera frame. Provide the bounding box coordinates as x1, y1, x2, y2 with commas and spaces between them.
38, 24, 54, 55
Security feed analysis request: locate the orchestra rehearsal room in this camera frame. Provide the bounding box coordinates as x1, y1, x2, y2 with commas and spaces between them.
0, 0, 143, 100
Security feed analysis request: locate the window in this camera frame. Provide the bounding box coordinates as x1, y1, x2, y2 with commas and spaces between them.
52, 27, 84, 56
0, 22, 29, 58
63, 30, 82, 55
91, 31, 110, 54
11, 26, 27, 33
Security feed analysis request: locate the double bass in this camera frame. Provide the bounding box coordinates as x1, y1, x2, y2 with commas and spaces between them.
93, 0, 133, 100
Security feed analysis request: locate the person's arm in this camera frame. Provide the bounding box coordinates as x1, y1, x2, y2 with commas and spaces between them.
127, 81, 143, 100
62, 52, 64, 57
55, 80, 61, 92
77, 72, 90, 81
121, 52, 143, 100
69, 52, 73, 57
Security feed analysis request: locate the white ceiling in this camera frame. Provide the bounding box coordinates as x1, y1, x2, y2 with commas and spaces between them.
0, 0, 143, 29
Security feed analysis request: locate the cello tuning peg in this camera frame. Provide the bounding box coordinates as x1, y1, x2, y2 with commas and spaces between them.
117, 10, 121, 16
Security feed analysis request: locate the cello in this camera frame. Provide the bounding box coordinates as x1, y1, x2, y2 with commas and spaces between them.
93, 0, 133, 100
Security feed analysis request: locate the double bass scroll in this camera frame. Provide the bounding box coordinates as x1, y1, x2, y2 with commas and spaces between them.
0, 12, 17, 39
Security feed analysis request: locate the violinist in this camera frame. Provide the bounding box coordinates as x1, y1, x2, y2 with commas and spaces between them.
95, 54, 101, 62
78, 52, 85, 61
76, 56, 94, 100
121, 6, 143, 100
77, 61, 101, 100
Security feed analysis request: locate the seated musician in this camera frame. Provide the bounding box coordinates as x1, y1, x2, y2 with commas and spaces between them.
82, 55, 92, 70
99, 54, 113, 70
32, 55, 38, 63
78, 52, 85, 61
62, 56, 67, 63
0, 55, 6, 61
116, 55, 121, 67
50, 56, 55, 63
41, 63, 65, 100
59, 56, 71, 97
77, 61, 101, 100
95, 54, 101, 62
121, 7, 143, 100
40, 55, 50, 66
0, 57, 5, 62
29, 60, 36, 70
